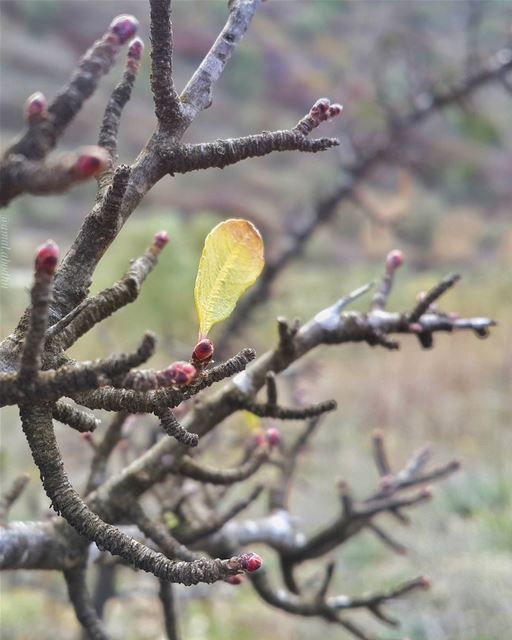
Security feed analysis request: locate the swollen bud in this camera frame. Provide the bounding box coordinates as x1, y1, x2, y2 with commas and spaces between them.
327, 103, 343, 119
72, 146, 110, 179
109, 14, 139, 44
24, 92, 47, 121
265, 427, 281, 447
239, 552, 262, 573
35, 240, 59, 275
165, 361, 197, 386
154, 230, 169, 249
192, 338, 214, 365
225, 575, 244, 586
80, 432, 95, 447
310, 98, 331, 117
128, 37, 144, 60
419, 576, 432, 590
385, 249, 404, 274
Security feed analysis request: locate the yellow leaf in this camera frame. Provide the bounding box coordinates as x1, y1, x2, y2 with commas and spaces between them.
194, 219, 264, 338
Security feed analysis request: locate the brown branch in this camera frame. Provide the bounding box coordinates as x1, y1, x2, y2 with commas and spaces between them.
149, 0, 184, 129
408, 273, 461, 322
72, 348, 255, 414
63, 564, 111, 640
0, 474, 30, 526
128, 503, 199, 562
159, 580, 181, 640
18, 242, 58, 383
53, 400, 99, 434
2, 332, 156, 406
176, 445, 270, 485
50, 234, 167, 351
19, 403, 263, 585
241, 397, 337, 421
179, 485, 263, 545
157, 408, 199, 447
180, 0, 263, 121
84, 412, 129, 495
215, 49, 512, 347
0, 16, 138, 206
160, 131, 339, 176
98, 37, 144, 172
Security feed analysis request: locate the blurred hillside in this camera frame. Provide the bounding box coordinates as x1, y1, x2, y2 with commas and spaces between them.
1, 2, 512, 640
1, 0, 511, 276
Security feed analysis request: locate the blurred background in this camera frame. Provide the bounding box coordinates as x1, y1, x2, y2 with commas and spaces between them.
0, 1, 511, 639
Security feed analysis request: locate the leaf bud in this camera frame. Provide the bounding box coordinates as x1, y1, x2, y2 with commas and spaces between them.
72, 146, 110, 178
24, 92, 47, 121
35, 240, 59, 275
192, 338, 214, 364
128, 37, 144, 60
239, 552, 262, 573
154, 230, 169, 249
310, 98, 331, 117
165, 361, 197, 386
110, 14, 139, 44
265, 427, 281, 447
385, 249, 404, 274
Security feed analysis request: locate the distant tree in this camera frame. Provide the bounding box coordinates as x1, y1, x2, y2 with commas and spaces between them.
0, 2, 508, 638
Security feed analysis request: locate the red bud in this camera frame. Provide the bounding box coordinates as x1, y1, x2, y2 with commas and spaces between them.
327, 103, 343, 119
192, 338, 214, 364
24, 92, 47, 120
385, 249, 404, 273
310, 98, 331, 116
128, 37, 144, 60
80, 432, 95, 446
239, 552, 262, 573
225, 575, 244, 586
73, 147, 109, 179
265, 427, 281, 447
35, 240, 59, 275
154, 230, 169, 249
110, 14, 139, 44
165, 361, 197, 386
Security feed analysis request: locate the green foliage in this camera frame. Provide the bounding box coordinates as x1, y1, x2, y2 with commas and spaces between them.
446, 108, 501, 147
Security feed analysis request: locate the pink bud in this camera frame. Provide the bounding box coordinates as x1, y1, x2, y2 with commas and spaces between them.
408, 322, 423, 334
192, 338, 214, 364
327, 103, 343, 119
110, 14, 139, 44
239, 552, 262, 573
225, 575, 244, 586
310, 98, 331, 117
416, 291, 427, 302
419, 576, 432, 590
165, 361, 197, 386
385, 249, 404, 273
80, 432, 95, 446
35, 240, 59, 274
128, 37, 144, 60
24, 92, 47, 120
73, 147, 109, 178
154, 230, 169, 249
265, 427, 281, 447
